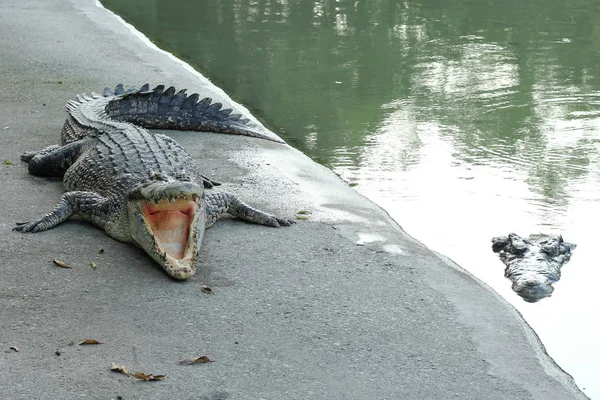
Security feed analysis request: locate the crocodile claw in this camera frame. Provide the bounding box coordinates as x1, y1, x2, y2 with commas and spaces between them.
13, 222, 30, 231
274, 218, 295, 227
14, 220, 44, 233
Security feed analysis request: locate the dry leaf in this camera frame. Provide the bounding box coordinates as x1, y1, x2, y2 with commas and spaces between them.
79, 339, 102, 345
133, 371, 165, 381
201, 286, 214, 295
9, 346, 19, 352
110, 362, 129, 376
52, 259, 71, 269
90, 262, 97, 270
4, 160, 12, 165
178, 356, 213, 365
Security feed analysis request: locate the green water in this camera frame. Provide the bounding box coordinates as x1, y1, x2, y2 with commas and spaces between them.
102, 0, 600, 396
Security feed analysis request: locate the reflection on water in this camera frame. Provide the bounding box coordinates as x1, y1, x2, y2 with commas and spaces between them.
102, 0, 600, 396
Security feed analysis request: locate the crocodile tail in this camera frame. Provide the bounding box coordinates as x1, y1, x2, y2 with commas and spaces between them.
102, 84, 284, 143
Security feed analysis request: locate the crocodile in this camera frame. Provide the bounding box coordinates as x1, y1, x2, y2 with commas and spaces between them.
14, 84, 292, 280
491, 233, 576, 302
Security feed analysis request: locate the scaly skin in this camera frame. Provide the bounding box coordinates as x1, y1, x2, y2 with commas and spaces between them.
14, 84, 292, 280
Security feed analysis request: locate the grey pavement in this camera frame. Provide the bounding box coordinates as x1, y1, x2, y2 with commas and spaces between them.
0, 1, 588, 399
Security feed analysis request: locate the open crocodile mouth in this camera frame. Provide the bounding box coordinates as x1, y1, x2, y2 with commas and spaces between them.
141, 196, 198, 259
134, 193, 204, 279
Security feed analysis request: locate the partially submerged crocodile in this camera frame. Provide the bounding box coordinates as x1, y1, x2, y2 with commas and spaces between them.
14, 84, 292, 280
491, 233, 576, 302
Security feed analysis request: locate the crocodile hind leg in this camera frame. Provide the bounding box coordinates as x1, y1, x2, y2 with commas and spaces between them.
14, 191, 111, 233
21, 140, 86, 177
205, 192, 293, 228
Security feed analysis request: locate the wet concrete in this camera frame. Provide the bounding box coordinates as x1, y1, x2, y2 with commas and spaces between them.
0, 0, 587, 399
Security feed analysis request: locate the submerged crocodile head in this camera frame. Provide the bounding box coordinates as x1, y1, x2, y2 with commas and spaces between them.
127, 174, 206, 280
492, 233, 575, 303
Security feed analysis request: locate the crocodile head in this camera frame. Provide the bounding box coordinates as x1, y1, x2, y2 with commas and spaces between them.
127, 174, 206, 280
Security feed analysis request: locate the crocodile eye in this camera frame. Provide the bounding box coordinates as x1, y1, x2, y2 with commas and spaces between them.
174, 171, 191, 181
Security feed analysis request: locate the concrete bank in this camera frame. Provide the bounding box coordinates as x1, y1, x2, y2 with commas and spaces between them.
0, 1, 587, 399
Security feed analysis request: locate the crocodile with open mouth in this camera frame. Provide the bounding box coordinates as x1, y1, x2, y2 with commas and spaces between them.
14, 84, 292, 280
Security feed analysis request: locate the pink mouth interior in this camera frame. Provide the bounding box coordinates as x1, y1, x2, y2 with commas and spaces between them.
142, 199, 197, 259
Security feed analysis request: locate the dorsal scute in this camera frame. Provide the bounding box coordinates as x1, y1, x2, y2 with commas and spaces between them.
114, 84, 125, 96
64, 83, 284, 143
103, 87, 114, 97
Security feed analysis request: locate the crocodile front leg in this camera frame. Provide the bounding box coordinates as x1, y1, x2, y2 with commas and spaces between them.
14, 191, 112, 232
205, 192, 293, 228
22, 140, 86, 177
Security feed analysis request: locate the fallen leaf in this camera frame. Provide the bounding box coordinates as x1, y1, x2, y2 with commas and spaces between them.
90, 262, 97, 270
201, 286, 214, 295
349, 183, 358, 187
133, 371, 165, 381
9, 346, 19, 353
79, 339, 102, 345
296, 210, 311, 215
98, 248, 105, 254
295, 215, 309, 220
4, 160, 12, 165
178, 356, 213, 365
52, 259, 71, 269
110, 362, 129, 376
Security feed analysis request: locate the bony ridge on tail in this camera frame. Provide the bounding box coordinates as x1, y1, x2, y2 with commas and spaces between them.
14, 84, 293, 280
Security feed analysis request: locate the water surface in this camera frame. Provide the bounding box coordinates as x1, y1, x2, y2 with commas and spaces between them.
101, 0, 600, 396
